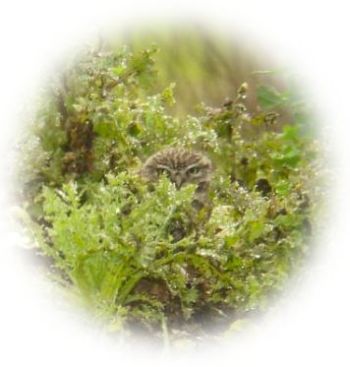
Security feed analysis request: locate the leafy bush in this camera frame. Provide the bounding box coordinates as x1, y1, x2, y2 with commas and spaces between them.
17, 43, 321, 343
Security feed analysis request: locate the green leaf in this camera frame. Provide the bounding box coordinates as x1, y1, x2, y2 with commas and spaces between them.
161, 83, 176, 106
275, 180, 292, 196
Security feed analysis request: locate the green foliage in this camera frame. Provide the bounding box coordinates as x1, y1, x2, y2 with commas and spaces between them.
18, 43, 321, 343
256, 85, 289, 109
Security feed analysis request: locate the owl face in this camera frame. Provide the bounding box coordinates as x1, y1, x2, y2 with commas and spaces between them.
140, 148, 213, 189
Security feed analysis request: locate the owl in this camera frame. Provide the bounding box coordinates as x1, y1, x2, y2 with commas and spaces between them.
140, 147, 213, 209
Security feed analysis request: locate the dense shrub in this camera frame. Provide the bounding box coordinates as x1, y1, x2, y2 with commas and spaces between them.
18, 44, 321, 343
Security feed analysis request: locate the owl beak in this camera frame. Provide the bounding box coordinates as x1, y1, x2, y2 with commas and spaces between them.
174, 175, 183, 189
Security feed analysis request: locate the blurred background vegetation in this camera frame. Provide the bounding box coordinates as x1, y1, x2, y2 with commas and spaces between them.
103, 24, 302, 121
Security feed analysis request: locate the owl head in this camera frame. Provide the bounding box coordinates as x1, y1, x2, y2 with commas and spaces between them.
140, 147, 213, 189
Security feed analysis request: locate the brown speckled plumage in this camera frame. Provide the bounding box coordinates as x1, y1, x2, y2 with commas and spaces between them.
140, 147, 213, 241
140, 147, 213, 203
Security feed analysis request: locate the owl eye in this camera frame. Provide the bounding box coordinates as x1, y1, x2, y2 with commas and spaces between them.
187, 166, 200, 175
